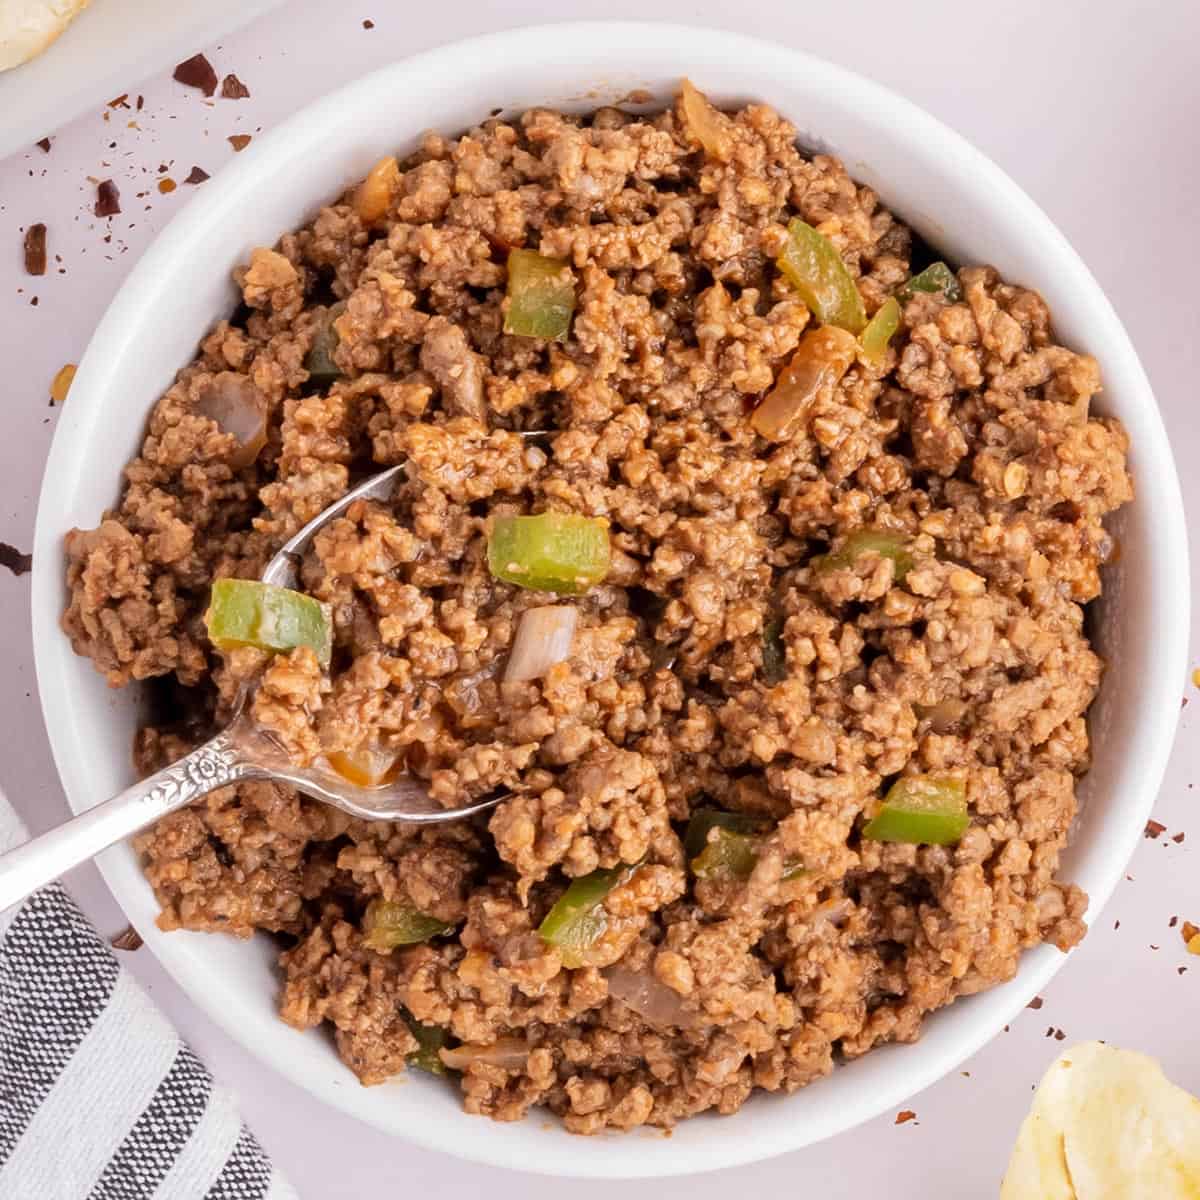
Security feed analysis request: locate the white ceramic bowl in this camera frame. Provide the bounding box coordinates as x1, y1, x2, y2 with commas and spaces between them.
30, 21, 1190, 1178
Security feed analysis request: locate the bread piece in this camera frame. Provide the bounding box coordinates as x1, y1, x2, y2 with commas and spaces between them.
0, 0, 91, 72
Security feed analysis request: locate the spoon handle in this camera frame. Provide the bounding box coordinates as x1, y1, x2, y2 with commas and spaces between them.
0, 731, 257, 913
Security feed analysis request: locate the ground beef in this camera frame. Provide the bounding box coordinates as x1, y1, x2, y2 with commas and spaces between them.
64, 84, 1131, 1133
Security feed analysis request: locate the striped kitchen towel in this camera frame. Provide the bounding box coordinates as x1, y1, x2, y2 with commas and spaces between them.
0, 789, 296, 1199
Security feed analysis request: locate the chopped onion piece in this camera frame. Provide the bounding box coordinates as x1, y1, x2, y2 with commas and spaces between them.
354, 155, 399, 224
195, 373, 268, 468
504, 605, 579, 682
327, 746, 401, 788
751, 325, 858, 442
439, 1037, 529, 1072
679, 79, 733, 162
603, 964, 696, 1030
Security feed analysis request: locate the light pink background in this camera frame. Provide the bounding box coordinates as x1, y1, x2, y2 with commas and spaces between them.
2, 1, 1197, 1194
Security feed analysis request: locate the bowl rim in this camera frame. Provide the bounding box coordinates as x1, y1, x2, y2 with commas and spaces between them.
29, 20, 1190, 1178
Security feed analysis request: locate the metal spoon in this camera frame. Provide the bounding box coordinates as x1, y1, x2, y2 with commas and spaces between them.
0, 454, 533, 913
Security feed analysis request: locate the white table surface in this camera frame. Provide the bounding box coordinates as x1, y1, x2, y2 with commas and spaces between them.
2, 1, 1197, 1194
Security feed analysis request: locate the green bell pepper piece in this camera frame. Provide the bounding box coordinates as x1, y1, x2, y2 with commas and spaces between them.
362, 898, 454, 952
304, 302, 345, 384
504, 249, 576, 341
488, 512, 610, 595
204, 578, 332, 666
762, 616, 787, 684
401, 1009, 449, 1075
685, 809, 805, 881
815, 528, 914, 584
537, 864, 633, 968
859, 296, 901, 366
862, 776, 968, 845
897, 261, 962, 304
776, 218, 867, 334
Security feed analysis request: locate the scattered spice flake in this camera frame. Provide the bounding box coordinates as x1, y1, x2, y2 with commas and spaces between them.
157, 178, 177, 194
23, 223, 47, 275
1170, 916, 1179, 928
110, 925, 143, 951
136, 94, 144, 111
50, 363, 76, 406
1145, 819, 1166, 839
94, 179, 121, 217
1053, 1029, 1066, 1041
1027, 996, 1044, 1010
1173, 831, 1186, 844
1114, 920, 1120, 930
0, 543, 32, 576
184, 166, 210, 185
221, 73, 250, 99
894, 1110, 916, 1125
227, 134, 252, 152
173, 53, 218, 97
1180, 967, 1189, 976
363, 17, 374, 27
1045, 1025, 1055, 1038
108, 93, 130, 109
36, 136, 51, 153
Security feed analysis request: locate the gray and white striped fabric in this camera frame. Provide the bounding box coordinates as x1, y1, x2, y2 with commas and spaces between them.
0, 791, 296, 1199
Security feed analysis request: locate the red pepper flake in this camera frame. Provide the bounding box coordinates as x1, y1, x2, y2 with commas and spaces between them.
0, 543, 32, 576
184, 165, 210, 185
136, 94, 144, 110
173, 53, 218, 97
362, 18, 375, 28
36, 136, 51, 153
894, 1110, 916, 1125
1114, 919, 1121, 930
94, 179, 121, 217
1027, 996, 1044, 1010
50, 364, 76, 405
221, 73, 250, 99
227, 134, 252, 152
1180, 967, 1189, 976
110, 925, 144, 951
107, 93, 130, 109
1170, 916, 1179, 927
1053, 1028, 1066, 1041
157, 178, 177, 194
1173, 831, 1186, 844
1145, 819, 1166, 839
23, 223, 47, 275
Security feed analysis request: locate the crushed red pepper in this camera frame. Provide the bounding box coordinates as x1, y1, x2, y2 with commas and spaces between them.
0, 544, 32, 576
36, 137, 51, 153
1027, 996, 1044, 1010
1144, 819, 1166, 839
1183, 921, 1200, 954
94, 180, 121, 217
221, 74, 250, 99
184, 166, 210, 185
110, 925, 144, 951
227, 134, 252, 152
108, 94, 130, 109
895, 1110, 916, 1125
173, 54, 218, 97
157, 179, 177, 194
23, 224, 47, 276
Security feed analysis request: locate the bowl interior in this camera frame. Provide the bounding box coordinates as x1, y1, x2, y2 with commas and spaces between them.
30, 23, 1188, 1178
